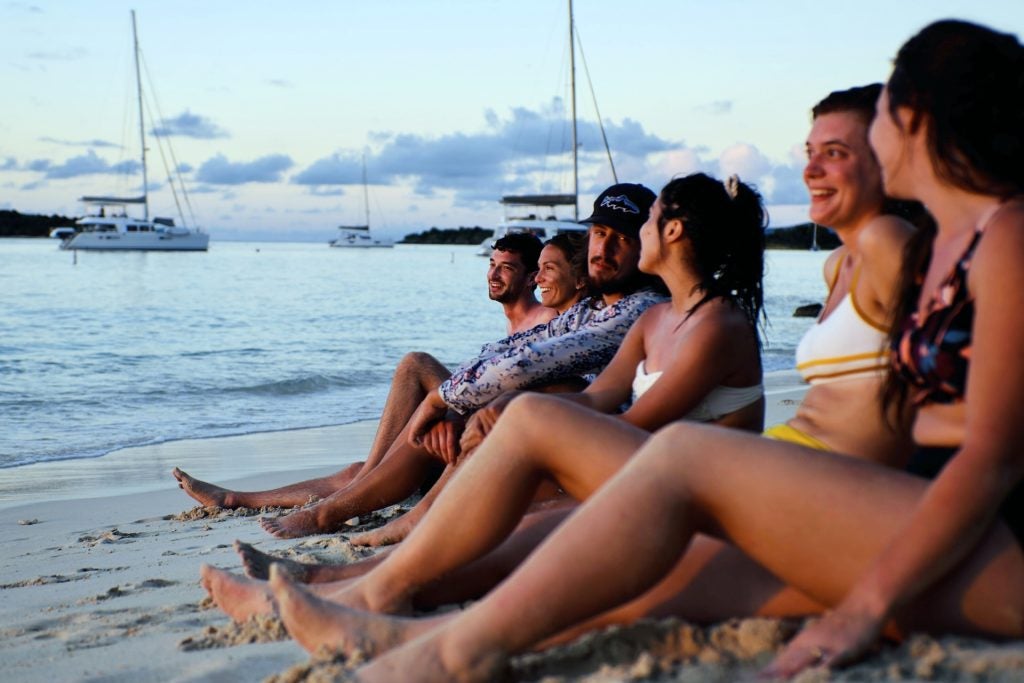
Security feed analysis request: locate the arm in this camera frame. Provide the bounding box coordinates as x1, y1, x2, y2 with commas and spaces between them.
768, 209, 1024, 675
439, 291, 664, 415
464, 299, 593, 362
855, 215, 916, 323
618, 301, 757, 431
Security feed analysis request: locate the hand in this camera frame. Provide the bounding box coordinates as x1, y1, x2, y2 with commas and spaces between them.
408, 393, 450, 448
760, 608, 883, 679
460, 392, 520, 454
420, 415, 465, 465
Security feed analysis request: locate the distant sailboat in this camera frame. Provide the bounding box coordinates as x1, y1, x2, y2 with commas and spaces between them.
58, 11, 208, 252
330, 157, 393, 249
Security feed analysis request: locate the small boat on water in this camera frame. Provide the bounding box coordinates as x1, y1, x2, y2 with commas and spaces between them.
56, 11, 208, 252
329, 155, 393, 249
476, 194, 585, 256
330, 225, 394, 249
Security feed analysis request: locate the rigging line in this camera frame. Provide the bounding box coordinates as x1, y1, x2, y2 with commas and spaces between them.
138, 50, 197, 228
574, 28, 618, 184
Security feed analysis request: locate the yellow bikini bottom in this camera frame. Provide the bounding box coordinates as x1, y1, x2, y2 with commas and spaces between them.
763, 423, 832, 451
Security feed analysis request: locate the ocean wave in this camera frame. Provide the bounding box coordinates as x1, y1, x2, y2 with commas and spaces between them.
223, 373, 364, 396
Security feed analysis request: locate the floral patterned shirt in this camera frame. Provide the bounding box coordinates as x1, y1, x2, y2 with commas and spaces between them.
440, 289, 666, 414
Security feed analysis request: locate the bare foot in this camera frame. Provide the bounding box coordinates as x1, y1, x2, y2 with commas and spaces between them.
348, 513, 418, 547
269, 564, 442, 660
259, 507, 327, 539
235, 540, 313, 581
351, 622, 506, 682
199, 564, 275, 622
173, 468, 235, 508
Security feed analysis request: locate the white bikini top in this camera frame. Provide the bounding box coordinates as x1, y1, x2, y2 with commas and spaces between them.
632, 361, 763, 422
795, 262, 889, 385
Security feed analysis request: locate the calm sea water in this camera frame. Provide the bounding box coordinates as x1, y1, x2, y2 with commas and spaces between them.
0, 238, 827, 472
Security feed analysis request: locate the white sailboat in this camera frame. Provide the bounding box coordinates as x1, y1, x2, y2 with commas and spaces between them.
59, 11, 208, 252
477, 0, 614, 256
330, 158, 393, 248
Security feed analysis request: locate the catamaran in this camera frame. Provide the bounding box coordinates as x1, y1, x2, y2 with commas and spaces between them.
57, 11, 208, 252
477, 0, 616, 256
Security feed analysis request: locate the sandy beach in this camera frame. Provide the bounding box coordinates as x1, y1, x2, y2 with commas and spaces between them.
3, 371, 1022, 682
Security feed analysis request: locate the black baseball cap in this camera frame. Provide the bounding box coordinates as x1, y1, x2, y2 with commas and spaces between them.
578, 183, 656, 238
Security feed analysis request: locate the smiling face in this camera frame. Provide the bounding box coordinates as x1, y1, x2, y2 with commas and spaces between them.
487, 249, 533, 303
586, 224, 641, 294
803, 111, 885, 231
535, 244, 583, 313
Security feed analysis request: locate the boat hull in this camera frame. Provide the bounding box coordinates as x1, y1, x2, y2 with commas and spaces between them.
60, 231, 209, 251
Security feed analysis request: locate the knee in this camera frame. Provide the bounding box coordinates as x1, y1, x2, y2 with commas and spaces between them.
638, 422, 716, 478
398, 351, 435, 372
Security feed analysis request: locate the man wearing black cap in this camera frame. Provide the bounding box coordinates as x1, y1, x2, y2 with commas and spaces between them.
252, 183, 667, 539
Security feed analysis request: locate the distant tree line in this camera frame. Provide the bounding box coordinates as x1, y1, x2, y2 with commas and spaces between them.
0, 210, 76, 238
400, 226, 492, 245
766, 223, 840, 250
401, 223, 839, 250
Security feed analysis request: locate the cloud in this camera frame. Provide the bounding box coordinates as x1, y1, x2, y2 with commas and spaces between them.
718, 143, 774, 180
695, 100, 733, 115
8, 2, 44, 13
38, 136, 119, 148
27, 47, 87, 61
195, 153, 294, 185
1, 157, 16, 171
151, 111, 229, 139
176, 162, 194, 174
291, 153, 363, 186
293, 100, 676, 204
41, 150, 140, 179
266, 78, 292, 88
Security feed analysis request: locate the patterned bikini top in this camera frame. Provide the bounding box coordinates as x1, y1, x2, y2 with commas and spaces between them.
891, 230, 983, 405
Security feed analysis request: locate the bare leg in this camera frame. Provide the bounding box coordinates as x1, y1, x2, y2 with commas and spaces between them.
237, 540, 390, 583
260, 421, 442, 538
172, 462, 363, 509
269, 564, 450, 659
357, 422, 1024, 682
357, 352, 450, 477
172, 353, 448, 510
327, 394, 649, 614
349, 465, 457, 547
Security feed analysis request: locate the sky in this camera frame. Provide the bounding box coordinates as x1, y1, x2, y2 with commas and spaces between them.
2, 1, 1022, 242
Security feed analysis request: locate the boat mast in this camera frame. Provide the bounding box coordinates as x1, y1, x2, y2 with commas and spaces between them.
362, 154, 370, 228
131, 10, 148, 221
568, 0, 578, 221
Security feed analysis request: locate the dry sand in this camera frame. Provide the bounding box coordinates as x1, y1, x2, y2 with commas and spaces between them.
2, 373, 1021, 682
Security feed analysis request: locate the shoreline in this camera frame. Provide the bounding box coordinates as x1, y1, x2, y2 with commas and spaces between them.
1, 370, 806, 512
2, 372, 1023, 681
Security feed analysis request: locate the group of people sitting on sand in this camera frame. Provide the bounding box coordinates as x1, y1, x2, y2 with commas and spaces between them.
171, 20, 1024, 681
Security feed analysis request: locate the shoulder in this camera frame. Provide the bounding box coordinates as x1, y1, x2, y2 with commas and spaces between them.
973, 203, 1024, 286
855, 214, 915, 259
822, 247, 846, 285
689, 297, 756, 342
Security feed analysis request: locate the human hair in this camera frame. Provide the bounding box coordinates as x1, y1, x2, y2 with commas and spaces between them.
880, 21, 1024, 420
657, 173, 766, 345
543, 232, 588, 290
886, 19, 1024, 199
812, 83, 882, 126
492, 232, 543, 272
